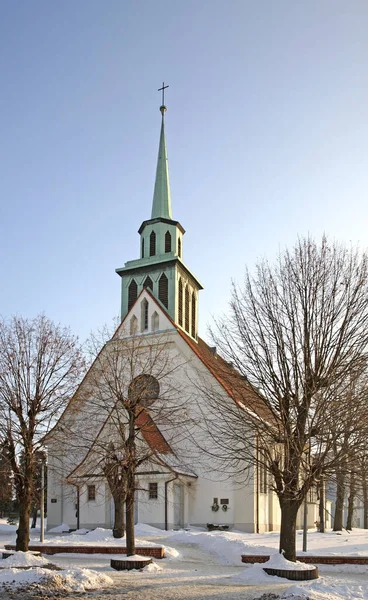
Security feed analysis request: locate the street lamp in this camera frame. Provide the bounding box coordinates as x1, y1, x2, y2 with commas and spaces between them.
40, 453, 45, 543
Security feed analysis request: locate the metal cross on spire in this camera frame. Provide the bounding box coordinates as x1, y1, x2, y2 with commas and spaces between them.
158, 82, 169, 114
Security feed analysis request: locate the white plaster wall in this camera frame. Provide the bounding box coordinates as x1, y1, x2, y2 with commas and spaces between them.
46, 452, 64, 530
136, 474, 167, 528
77, 480, 107, 529
118, 290, 174, 338
46, 320, 279, 534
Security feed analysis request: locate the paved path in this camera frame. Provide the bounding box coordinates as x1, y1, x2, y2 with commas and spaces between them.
44, 539, 290, 600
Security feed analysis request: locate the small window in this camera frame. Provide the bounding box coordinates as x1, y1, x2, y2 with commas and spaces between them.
185, 285, 190, 333
150, 231, 156, 257
149, 482, 158, 499
178, 278, 183, 326
141, 238, 144, 258
165, 231, 171, 253
178, 238, 182, 258
141, 298, 149, 331
87, 485, 96, 501
151, 311, 159, 331
143, 276, 153, 291
191, 292, 196, 337
128, 280, 138, 310
130, 315, 138, 335
159, 273, 168, 308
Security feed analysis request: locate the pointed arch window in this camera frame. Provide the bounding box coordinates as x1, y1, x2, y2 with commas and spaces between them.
191, 292, 196, 338
159, 273, 168, 308
151, 311, 159, 331
130, 315, 138, 335
178, 278, 183, 327
141, 298, 149, 331
165, 231, 171, 253
178, 238, 182, 258
141, 238, 145, 258
185, 285, 190, 333
143, 276, 153, 291
150, 231, 156, 257
128, 279, 138, 310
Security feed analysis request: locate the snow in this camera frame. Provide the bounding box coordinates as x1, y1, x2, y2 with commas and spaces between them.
0, 566, 113, 592
1, 551, 49, 567
47, 523, 70, 533
263, 553, 315, 571
114, 554, 152, 561
144, 561, 163, 572
42, 567, 113, 593
1, 519, 368, 598
74, 528, 90, 534
283, 578, 368, 600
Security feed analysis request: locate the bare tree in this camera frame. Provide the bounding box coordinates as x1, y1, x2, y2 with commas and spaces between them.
358, 453, 368, 529
0, 315, 85, 551
62, 325, 189, 555
345, 470, 356, 531
204, 237, 368, 561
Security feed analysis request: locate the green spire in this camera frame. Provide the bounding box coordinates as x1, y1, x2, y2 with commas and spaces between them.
151, 105, 172, 220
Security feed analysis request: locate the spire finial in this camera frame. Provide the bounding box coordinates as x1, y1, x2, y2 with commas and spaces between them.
158, 81, 169, 115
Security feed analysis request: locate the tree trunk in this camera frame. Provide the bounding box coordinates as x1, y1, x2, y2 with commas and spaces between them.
318, 477, 325, 533
16, 499, 31, 551
31, 506, 37, 529
363, 477, 368, 529
125, 472, 135, 557
346, 473, 356, 531
333, 470, 345, 531
279, 499, 300, 562
112, 495, 125, 538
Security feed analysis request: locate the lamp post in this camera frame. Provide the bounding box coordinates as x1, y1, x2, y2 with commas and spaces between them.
40, 455, 45, 543
302, 491, 308, 552
302, 447, 310, 552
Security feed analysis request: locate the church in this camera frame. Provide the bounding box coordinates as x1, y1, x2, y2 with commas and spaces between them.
45, 94, 306, 533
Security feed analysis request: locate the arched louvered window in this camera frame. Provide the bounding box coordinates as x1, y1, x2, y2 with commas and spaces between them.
151, 311, 159, 331
150, 231, 156, 257
158, 273, 168, 308
128, 279, 138, 310
178, 238, 182, 258
141, 238, 144, 258
143, 276, 153, 291
165, 231, 171, 253
130, 315, 138, 335
191, 292, 196, 338
178, 278, 183, 327
141, 298, 149, 331
185, 285, 190, 333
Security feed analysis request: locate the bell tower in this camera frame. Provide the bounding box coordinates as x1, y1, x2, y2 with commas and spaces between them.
116, 85, 203, 340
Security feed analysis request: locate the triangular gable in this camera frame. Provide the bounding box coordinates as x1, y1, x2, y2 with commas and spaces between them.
116, 287, 174, 339
67, 404, 176, 481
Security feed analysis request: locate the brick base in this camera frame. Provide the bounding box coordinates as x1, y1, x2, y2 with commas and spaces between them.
4, 545, 164, 559
241, 554, 368, 565
263, 566, 318, 580
111, 557, 152, 571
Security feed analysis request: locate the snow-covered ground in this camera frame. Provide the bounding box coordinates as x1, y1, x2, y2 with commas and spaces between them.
1, 520, 368, 599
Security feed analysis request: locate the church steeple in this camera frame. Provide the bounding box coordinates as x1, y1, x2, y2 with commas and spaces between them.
116, 86, 203, 340
151, 105, 172, 220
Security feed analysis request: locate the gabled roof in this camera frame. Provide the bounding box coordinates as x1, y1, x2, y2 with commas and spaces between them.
67, 405, 188, 481
45, 287, 272, 470
177, 330, 274, 424
119, 287, 272, 423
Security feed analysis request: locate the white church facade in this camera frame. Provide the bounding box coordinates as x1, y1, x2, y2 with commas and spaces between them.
45, 98, 321, 534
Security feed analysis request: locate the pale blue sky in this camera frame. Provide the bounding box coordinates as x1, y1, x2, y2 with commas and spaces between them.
1, 1, 368, 342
